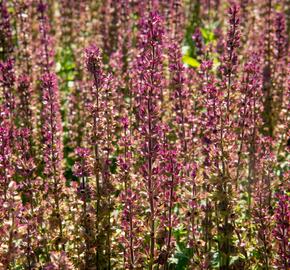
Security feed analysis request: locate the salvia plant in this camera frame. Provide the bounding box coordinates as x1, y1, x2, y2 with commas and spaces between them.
0, 0, 289, 269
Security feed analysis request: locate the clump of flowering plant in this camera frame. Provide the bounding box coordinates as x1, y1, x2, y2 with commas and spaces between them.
0, 1, 288, 269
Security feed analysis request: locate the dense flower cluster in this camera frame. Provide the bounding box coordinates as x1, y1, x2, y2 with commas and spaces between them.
0, 1, 289, 269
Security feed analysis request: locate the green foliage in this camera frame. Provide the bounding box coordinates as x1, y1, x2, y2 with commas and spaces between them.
167, 228, 192, 269
182, 54, 200, 67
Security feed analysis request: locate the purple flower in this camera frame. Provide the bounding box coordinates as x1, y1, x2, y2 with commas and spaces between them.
274, 12, 287, 60
17, 75, 33, 129
0, 111, 13, 200
0, 58, 14, 88
220, 4, 240, 80
192, 27, 204, 56
0, 58, 15, 120
37, 0, 55, 71
168, 40, 189, 152
85, 45, 103, 79
40, 72, 63, 178
73, 147, 91, 178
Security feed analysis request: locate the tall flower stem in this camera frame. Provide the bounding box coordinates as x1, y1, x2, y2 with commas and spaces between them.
40, 73, 64, 251
135, 11, 164, 269
92, 81, 101, 270
217, 4, 240, 268
85, 45, 110, 269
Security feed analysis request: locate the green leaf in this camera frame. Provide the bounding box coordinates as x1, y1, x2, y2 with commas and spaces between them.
182, 55, 200, 67
200, 28, 215, 42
